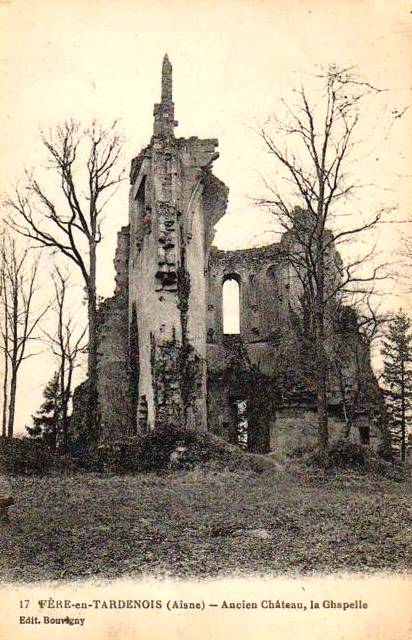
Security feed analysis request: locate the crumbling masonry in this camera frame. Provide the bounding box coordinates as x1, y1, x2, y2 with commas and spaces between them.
90, 56, 388, 456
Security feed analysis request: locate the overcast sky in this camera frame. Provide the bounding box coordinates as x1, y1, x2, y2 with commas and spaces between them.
1, 0, 411, 433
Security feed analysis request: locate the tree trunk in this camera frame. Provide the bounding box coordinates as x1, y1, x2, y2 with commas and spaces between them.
400, 361, 406, 462
7, 287, 18, 439
87, 238, 98, 440
63, 361, 74, 450
343, 390, 358, 439
316, 343, 329, 461
335, 364, 354, 439
57, 359, 66, 453
343, 413, 354, 439
2, 282, 9, 438
7, 369, 17, 438
315, 241, 329, 464
2, 351, 8, 438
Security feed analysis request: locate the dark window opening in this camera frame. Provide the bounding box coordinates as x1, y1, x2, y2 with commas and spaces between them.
207, 328, 215, 343
359, 425, 370, 445
129, 303, 139, 435
136, 175, 146, 206
138, 395, 148, 433
134, 176, 150, 253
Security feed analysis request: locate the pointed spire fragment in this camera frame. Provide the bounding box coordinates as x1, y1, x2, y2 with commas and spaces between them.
161, 54, 173, 102
153, 54, 177, 138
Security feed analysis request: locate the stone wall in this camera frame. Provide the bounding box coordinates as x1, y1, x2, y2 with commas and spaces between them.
206, 233, 388, 457
96, 226, 131, 442
207, 243, 293, 343
270, 406, 383, 455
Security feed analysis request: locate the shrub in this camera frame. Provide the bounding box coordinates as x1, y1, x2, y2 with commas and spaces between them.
93, 427, 277, 475
286, 440, 367, 469
94, 438, 142, 474
327, 440, 367, 469
94, 427, 212, 474
286, 438, 409, 481
366, 456, 408, 481
0, 437, 55, 475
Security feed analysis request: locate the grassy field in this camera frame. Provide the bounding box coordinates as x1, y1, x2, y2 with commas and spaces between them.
1, 466, 411, 582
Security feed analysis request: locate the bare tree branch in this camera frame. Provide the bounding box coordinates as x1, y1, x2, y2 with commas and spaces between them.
0, 231, 48, 437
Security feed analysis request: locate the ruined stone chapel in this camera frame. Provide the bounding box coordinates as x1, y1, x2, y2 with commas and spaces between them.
91, 56, 387, 455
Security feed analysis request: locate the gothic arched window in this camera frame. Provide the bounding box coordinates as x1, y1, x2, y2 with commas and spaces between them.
222, 275, 240, 334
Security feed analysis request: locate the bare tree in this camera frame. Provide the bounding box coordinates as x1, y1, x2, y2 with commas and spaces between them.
0, 251, 9, 439
42, 267, 87, 451
0, 233, 47, 437
258, 66, 391, 461
5, 120, 124, 438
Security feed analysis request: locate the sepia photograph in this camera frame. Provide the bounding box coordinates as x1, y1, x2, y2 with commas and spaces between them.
0, 1, 411, 638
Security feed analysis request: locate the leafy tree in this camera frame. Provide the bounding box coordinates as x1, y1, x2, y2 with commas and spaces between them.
381, 310, 412, 461
26, 371, 63, 450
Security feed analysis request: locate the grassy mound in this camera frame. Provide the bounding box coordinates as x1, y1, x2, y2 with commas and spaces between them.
96, 427, 282, 475
0, 429, 282, 476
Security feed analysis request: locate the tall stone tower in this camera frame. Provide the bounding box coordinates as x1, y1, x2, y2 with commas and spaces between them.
127, 54, 228, 433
